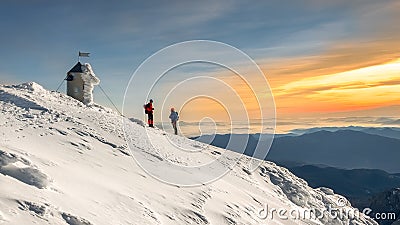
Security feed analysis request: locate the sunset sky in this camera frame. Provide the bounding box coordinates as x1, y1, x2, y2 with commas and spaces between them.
0, 0, 399, 134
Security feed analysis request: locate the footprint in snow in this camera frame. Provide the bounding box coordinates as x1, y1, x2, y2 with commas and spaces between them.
211, 151, 221, 155
17, 200, 47, 217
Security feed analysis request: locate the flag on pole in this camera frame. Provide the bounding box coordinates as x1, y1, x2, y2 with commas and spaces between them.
79, 51, 90, 57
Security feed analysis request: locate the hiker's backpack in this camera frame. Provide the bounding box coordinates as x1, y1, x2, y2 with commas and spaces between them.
144, 103, 151, 114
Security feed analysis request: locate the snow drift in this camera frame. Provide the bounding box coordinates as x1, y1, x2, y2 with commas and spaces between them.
0, 82, 377, 225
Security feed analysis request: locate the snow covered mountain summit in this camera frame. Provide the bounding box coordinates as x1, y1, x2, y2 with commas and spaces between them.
0, 82, 377, 225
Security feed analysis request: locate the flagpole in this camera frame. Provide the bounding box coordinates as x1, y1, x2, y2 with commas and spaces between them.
78, 51, 80, 62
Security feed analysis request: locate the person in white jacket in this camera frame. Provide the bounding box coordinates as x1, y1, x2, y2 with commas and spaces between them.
169, 107, 179, 135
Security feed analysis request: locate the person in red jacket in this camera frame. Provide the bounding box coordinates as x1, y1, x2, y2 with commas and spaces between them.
144, 99, 154, 127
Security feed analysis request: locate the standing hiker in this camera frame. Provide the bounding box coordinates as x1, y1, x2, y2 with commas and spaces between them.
144, 99, 154, 127
169, 107, 179, 135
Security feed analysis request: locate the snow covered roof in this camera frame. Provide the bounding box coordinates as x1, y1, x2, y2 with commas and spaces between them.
67, 62, 83, 74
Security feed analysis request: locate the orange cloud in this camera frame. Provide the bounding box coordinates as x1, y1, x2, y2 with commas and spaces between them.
263, 38, 400, 88
273, 59, 400, 116
182, 39, 400, 121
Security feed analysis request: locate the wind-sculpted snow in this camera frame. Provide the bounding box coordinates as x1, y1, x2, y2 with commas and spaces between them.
0, 150, 48, 189
0, 82, 378, 225
259, 163, 377, 225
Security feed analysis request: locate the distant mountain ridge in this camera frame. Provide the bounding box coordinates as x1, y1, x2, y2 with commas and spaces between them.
290, 126, 400, 140
193, 128, 400, 173
268, 130, 400, 173
282, 164, 400, 198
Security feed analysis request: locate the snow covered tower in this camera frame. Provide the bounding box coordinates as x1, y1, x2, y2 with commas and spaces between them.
66, 62, 100, 105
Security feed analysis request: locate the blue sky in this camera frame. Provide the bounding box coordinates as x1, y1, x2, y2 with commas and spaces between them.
1, 0, 399, 131
0, 0, 359, 83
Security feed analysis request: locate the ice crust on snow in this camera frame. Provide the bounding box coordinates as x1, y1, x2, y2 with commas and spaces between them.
0, 82, 378, 225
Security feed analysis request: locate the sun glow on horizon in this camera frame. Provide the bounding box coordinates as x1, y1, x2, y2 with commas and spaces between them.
273, 58, 400, 115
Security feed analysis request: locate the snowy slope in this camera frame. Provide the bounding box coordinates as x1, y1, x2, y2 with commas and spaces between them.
0, 82, 377, 225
